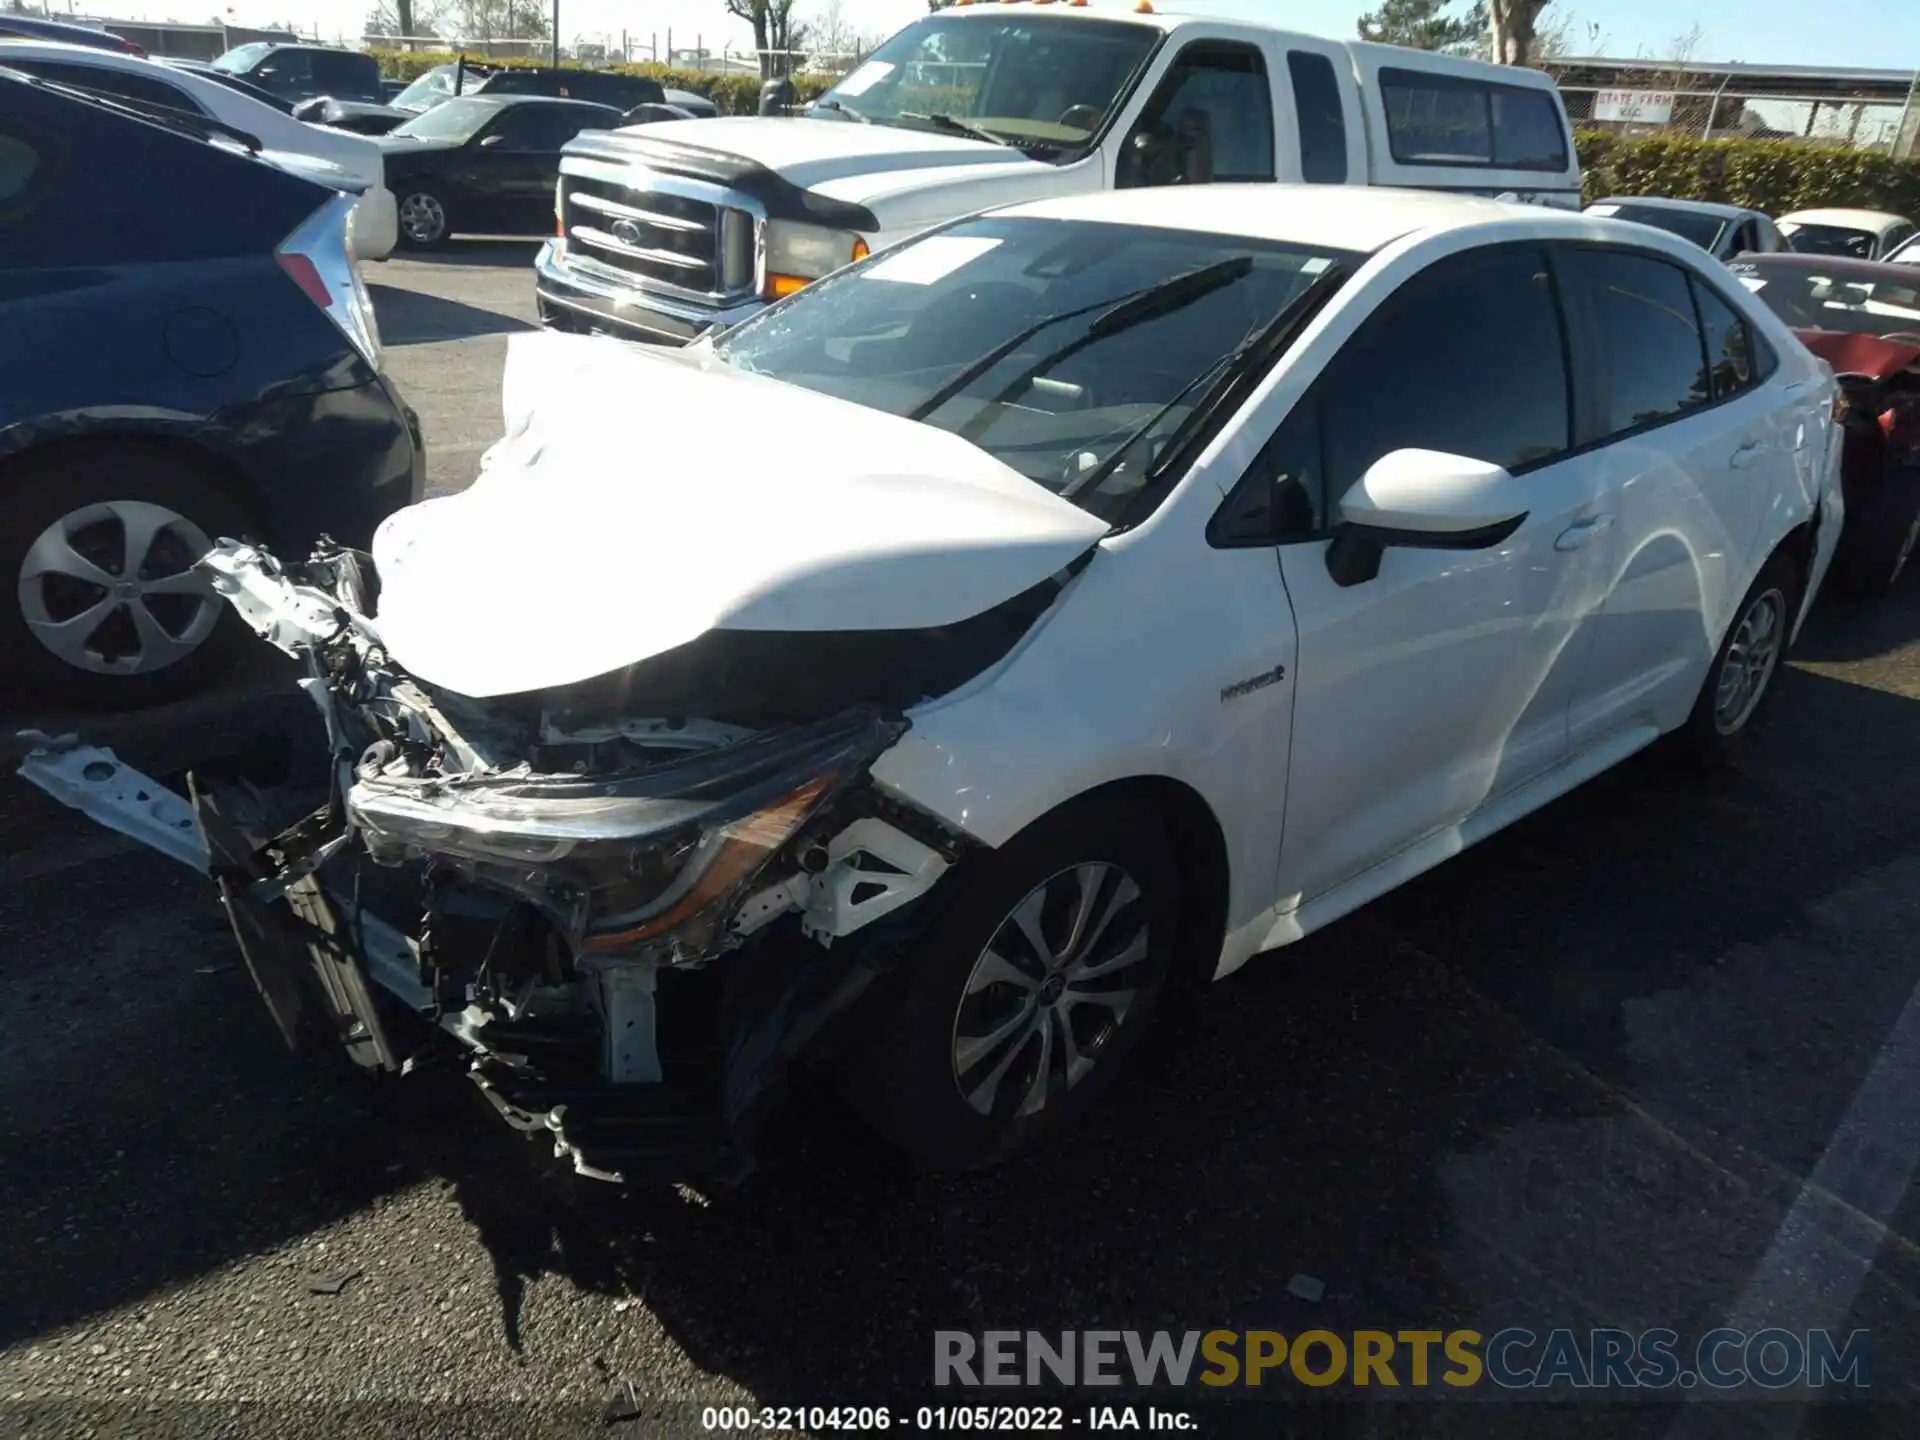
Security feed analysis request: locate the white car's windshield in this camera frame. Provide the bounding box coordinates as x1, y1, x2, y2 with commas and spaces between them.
390, 96, 497, 141
809, 14, 1159, 153
1781, 223, 1881, 261
711, 217, 1354, 524
1590, 202, 1728, 252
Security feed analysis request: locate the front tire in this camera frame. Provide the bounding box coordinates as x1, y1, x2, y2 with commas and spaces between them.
1679, 550, 1798, 766
0, 443, 254, 711
843, 795, 1181, 1172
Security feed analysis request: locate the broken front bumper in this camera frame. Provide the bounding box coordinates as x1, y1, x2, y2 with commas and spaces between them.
18, 541, 962, 1185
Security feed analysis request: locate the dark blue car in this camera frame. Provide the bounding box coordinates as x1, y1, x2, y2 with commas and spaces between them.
0, 69, 423, 708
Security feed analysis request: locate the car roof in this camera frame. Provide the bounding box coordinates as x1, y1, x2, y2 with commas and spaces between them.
1591, 196, 1757, 221
1778, 208, 1908, 232
0, 37, 144, 67
1001, 185, 1538, 253
1731, 251, 1920, 282
455, 91, 623, 111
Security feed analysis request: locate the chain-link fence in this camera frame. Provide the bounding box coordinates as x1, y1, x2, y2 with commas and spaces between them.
361, 34, 867, 80
1560, 85, 1915, 154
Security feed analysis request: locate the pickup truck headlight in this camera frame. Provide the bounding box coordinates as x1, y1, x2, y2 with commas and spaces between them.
762, 220, 870, 299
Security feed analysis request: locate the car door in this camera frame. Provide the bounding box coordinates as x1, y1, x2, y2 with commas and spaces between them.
1262, 243, 1618, 909
467, 104, 585, 231
1554, 245, 1801, 750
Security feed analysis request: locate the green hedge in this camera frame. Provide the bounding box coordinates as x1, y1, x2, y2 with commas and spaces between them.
365, 48, 831, 116
1576, 129, 1920, 215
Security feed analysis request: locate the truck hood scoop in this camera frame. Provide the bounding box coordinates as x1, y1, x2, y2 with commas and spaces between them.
368, 331, 1107, 699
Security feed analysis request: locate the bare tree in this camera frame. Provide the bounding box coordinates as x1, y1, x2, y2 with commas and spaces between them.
724, 0, 806, 77
805, 0, 881, 71
365, 0, 442, 43
1486, 0, 1552, 66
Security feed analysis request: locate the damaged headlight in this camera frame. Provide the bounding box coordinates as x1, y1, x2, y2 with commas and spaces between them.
346, 711, 900, 955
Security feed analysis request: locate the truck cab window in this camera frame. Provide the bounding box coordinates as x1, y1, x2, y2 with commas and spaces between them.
1287, 51, 1347, 184
1119, 42, 1275, 189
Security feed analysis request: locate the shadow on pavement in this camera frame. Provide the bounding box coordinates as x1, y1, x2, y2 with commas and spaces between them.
2, 592, 1918, 1434
384, 239, 544, 269
369, 284, 536, 346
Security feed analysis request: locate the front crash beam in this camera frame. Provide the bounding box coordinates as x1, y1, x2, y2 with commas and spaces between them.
17, 739, 421, 1066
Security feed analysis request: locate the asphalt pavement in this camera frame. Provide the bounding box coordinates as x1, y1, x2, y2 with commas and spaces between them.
2, 245, 1919, 1439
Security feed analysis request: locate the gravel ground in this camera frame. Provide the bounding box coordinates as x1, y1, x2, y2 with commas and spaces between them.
3, 247, 1920, 1439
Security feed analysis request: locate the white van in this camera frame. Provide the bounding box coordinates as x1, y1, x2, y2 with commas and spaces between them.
534, 0, 1580, 344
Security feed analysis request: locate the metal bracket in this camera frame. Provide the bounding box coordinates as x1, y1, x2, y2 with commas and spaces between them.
14, 741, 209, 873
801, 817, 951, 944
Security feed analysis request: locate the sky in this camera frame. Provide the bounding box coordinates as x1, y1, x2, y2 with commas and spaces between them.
61, 0, 1920, 74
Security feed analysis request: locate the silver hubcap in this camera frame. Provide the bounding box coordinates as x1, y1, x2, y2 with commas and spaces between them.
1713, 587, 1785, 735
399, 192, 446, 243
950, 862, 1155, 1122
17, 501, 218, 675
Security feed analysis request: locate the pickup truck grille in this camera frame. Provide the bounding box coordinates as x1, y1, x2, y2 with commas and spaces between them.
560, 177, 756, 301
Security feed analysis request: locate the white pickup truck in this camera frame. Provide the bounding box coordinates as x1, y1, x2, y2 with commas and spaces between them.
533, 0, 1581, 345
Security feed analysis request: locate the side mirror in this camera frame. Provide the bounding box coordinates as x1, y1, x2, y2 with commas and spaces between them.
1325, 448, 1530, 587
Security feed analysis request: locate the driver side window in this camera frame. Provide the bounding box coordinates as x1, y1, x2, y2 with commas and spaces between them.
484, 106, 570, 151
1118, 42, 1274, 189
1213, 246, 1572, 543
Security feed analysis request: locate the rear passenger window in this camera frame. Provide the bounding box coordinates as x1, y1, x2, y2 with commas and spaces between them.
0, 129, 45, 225
1561, 250, 1710, 436
1287, 51, 1347, 184
1307, 246, 1571, 523
1379, 68, 1568, 172
1693, 281, 1770, 399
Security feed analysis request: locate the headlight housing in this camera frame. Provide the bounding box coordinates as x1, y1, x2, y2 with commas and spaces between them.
761, 220, 870, 299
346, 711, 902, 955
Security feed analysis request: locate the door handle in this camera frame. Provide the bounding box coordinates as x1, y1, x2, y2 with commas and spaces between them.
1554, 514, 1614, 552
1730, 439, 1765, 468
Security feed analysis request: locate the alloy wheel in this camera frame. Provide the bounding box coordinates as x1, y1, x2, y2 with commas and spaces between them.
17, 500, 219, 675
399, 192, 447, 244
1713, 586, 1786, 735
949, 862, 1156, 1123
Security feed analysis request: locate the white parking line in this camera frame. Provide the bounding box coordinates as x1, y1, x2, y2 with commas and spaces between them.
1666, 934, 1920, 1432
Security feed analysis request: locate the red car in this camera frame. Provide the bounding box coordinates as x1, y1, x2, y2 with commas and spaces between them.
1732, 252, 1920, 597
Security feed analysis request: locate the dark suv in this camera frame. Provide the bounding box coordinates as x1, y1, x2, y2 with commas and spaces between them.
0, 70, 423, 708
209, 41, 382, 104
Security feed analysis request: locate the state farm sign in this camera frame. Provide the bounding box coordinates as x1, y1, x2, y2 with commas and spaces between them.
1593, 89, 1676, 124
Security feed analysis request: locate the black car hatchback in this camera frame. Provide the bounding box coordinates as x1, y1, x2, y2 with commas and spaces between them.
0, 70, 423, 708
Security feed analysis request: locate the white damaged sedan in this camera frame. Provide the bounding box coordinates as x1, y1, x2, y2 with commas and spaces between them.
22, 187, 1842, 1182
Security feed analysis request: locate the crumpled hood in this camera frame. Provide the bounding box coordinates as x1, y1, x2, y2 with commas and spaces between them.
368, 331, 1108, 699
583, 116, 1056, 207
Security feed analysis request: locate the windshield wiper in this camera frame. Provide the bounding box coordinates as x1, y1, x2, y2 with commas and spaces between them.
910, 256, 1254, 426
34, 77, 262, 152
1068, 264, 1351, 516
899, 110, 1014, 147
811, 97, 872, 124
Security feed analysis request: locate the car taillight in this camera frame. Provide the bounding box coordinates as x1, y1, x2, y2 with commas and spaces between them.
277, 193, 382, 368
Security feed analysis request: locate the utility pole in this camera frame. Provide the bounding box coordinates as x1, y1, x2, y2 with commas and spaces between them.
1896, 68, 1920, 163
550, 0, 559, 65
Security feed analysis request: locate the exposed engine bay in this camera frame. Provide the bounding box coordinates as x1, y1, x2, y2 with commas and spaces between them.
17, 537, 1110, 1184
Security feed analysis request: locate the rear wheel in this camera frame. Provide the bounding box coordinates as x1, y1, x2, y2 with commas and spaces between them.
1, 444, 255, 710
842, 796, 1180, 1172
1678, 550, 1798, 766
396, 185, 451, 249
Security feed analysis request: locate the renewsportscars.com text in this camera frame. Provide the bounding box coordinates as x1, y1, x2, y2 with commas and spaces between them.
933, 1328, 1871, 1391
